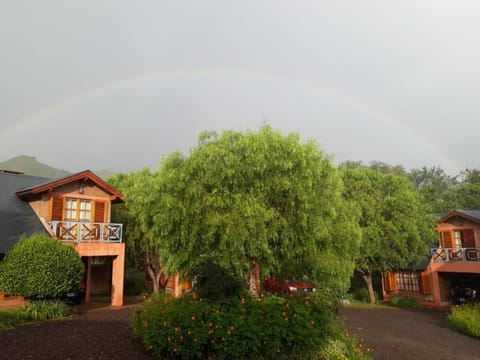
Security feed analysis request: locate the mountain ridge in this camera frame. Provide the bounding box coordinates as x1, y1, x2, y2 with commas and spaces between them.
0, 155, 115, 179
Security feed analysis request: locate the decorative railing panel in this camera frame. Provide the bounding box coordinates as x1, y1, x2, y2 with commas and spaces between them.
46, 221, 123, 243
431, 247, 480, 263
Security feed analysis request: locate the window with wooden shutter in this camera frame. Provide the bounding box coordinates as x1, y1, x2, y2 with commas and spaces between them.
51, 197, 64, 221
441, 231, 453, 248
384, 272, 397, 292
94, 201, 106, 223
463, 229, 475, 248
420, 271, 432, 295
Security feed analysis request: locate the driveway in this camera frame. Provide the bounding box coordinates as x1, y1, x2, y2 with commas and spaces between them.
341, 306, 480, 360
0, 298, 152, 360
2, 301, 479, 359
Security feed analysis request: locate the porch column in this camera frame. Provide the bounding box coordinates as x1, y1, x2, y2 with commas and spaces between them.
430, 270, 442, 307
111, 244, 125, 306
85, 257, 92, 303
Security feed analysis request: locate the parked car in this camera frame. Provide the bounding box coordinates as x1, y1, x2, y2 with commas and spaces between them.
264, 275, 316, 295
63, 282, 86, 304
451, 286, 478, 305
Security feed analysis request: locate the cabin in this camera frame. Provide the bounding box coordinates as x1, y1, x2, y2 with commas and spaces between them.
383, 209, 480, 308
0, 169, 125, 306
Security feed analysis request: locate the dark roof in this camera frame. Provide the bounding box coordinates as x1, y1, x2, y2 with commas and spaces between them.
0, 172, 50, 253
437, 209, 480, 225
16, 169, 124, 203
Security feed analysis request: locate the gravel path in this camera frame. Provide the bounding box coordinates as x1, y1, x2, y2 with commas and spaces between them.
0, 300, 152, 360
341, 306, 480, 360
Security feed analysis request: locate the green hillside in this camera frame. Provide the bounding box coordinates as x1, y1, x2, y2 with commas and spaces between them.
0, 155, 71, 178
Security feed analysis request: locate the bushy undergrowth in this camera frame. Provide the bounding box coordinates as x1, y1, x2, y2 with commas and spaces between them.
0, 300, 71, 330
389, 297, 420, 309
133, 293, 369, 360
448, 304, 480, 338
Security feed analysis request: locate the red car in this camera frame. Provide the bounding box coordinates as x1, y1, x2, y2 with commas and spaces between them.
264, 275, 316, 294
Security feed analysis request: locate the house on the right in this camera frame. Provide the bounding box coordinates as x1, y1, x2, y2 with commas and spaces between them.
383, 209, 480, 308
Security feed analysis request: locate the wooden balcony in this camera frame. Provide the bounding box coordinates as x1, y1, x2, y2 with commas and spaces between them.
46, 221, 123, 243
431, 247, 480, 263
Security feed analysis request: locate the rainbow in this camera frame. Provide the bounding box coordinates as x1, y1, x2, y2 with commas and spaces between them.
1, 67, 462, 173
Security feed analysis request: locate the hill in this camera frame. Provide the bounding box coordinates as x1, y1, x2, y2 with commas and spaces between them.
0, 155, 71, 178
0, 155, 118, 180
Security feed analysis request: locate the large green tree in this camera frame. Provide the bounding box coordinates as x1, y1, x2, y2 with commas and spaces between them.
121, 126, 358, 295
109, 164, 184, 293
409, 166, 457, 212
172, 127, 358, 295
341, 167, 435, 303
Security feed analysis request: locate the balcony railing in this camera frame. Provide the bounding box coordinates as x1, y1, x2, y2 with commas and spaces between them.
431, 247, 480, 263
46, 221, 123, 243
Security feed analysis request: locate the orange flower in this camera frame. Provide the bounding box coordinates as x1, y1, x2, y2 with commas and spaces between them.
191, 315, 196, 321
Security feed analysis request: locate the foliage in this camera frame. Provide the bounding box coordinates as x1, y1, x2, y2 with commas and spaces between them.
389, 297, 421, 309
116, 126, 358, 295
341, 167, 436, 303
133, 293, 369, 360
124, 268, 147, 296
448, 304, 480, 338
193, 262, 246, 303
0, 234, 84, 298
443, 183, 480, 210
0, 309, 25, 330
351, 287, 370, 303
409, 166, 457, 212
0, 300, 71, 330
16, 300, 71, 321
110, 169, 177, 293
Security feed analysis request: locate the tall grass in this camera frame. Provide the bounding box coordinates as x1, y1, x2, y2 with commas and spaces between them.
0, 300, 71, 330
448, 304, 480, 338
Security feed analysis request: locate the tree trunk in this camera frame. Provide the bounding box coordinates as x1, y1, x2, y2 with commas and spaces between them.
362, 271, 376, 304
248, 258, 261, 297
145, 252, 167, 294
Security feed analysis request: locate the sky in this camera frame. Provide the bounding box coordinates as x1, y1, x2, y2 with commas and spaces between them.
1, 1, 480, 175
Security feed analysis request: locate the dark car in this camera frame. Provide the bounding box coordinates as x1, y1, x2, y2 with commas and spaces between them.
451, 286, 477, 305
264, 275, 316, 295
63, 282, 86, 304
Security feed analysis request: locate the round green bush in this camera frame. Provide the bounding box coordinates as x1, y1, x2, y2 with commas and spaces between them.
133, 292, 356, 359
0, 234, 84, 298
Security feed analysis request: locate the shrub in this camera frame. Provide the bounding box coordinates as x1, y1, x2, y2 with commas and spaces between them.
351, 287, 370, 303
193, 262, 246, 303
16, 300, 71, 321
0, 234, 84, 298
448, 304, 480, 338
0, 300, 71, 330
133, 292, 369, 359
124, 268, 146, 296
390, 297, 420, 309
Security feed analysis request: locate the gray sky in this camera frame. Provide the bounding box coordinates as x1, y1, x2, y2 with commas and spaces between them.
1, 1, 479, 175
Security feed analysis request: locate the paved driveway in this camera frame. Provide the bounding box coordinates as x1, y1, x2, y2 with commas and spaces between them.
341, 306, 480, 360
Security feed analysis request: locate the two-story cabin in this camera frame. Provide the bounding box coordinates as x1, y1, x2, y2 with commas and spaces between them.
0, 169, 125, 306
383, 209, 480, 308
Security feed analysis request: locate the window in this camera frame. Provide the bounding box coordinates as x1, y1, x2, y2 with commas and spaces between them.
395, 271, 420, 292
453, 231, 463, 249
64, 198, 92, 222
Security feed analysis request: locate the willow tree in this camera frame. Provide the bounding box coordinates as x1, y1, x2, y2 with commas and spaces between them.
109, 160, 185, 293
341, 167, 435, 303
161, 126, 355, 295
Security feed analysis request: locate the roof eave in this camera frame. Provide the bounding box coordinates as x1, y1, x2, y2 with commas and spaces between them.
15, 170, 124, 203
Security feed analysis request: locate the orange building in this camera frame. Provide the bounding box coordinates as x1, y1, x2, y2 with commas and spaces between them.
0, 169, 125, 306
383, 210, 480, 308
